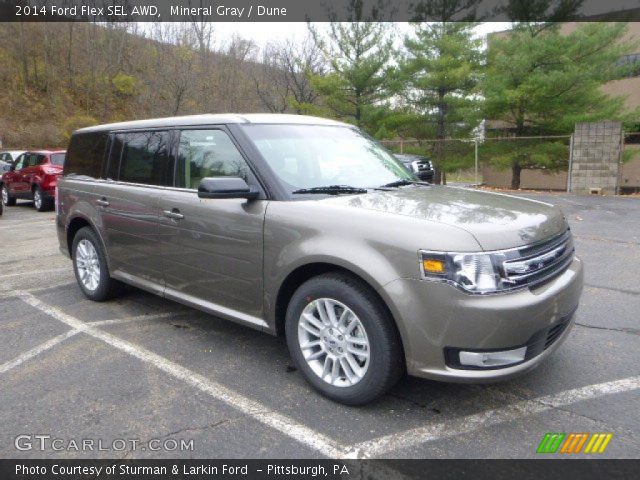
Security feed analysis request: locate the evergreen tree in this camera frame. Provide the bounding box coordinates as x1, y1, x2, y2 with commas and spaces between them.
308, 12, 394, 134
484, 23, 637, 189
394, 22, 484, 183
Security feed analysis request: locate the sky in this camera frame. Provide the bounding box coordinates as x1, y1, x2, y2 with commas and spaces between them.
212, 22, 514, 50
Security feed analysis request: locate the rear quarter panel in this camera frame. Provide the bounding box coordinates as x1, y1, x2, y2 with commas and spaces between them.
56, 178, 102, 259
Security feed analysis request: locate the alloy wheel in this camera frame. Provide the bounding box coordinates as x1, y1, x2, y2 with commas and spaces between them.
75, 239, 101, 291
1, 187, 7, 205
33, 189, 42, 210
297, 298, 370, 387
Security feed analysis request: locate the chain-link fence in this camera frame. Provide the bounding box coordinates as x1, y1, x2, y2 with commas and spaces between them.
381, 135, 572, 188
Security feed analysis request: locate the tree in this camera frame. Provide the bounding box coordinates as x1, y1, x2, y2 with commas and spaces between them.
394, 21, 484, 184
254, 37, 324, 114
308, 13, 394, 133
484, 23, 638, 189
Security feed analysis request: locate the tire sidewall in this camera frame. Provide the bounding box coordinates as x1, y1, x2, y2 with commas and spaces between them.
72, 227, 112, 301
285, 275, 400, 404
33, 187, 43, 211
2, 185, 14, 206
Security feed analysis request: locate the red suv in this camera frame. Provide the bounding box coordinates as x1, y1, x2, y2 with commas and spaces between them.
1, 150, 66, 211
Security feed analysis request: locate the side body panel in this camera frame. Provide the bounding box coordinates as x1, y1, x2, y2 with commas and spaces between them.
92, 181, 164, 290
262, 199, 483, 335
56, 178, 99, 256
158, 192, 267, 327
5, 158, 29, 197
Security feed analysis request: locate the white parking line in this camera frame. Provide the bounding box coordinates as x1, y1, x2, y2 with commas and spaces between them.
0, 267, 70, 280
354, 375, 640, 456
12, 291, 640, 460
17, 292, 357, 459
0, 329, 79, 375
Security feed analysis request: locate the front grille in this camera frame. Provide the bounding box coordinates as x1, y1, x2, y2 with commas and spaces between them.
545, 321, 569, 349
524, 310, 575, 361
502, 229, 575, 290
411, 160, 432, 172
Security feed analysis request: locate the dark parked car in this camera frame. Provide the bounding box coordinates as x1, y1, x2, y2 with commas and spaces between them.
57, 114, 582, 405
0, 150, 25, 172
1, 150, 66, 211
394, 153, 434, 182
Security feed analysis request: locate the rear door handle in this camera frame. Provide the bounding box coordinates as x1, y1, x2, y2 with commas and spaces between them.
96, 198, 110, 207
163, 209, 184, 220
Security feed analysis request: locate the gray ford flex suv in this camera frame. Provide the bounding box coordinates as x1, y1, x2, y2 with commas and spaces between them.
57, 114, 583, 405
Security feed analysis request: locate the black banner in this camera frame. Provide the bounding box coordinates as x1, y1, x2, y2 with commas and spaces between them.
1, 459, 639, 480
1, 0, 640, 22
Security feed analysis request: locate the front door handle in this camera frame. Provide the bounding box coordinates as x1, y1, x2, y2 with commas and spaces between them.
96, 198, 110, 207
163, 209, 184, 220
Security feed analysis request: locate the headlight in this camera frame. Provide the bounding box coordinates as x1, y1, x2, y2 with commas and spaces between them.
420, 251, 507, 294
419, 231, 575, 294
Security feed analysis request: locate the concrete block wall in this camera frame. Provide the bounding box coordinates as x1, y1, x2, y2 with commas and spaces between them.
570, 121, 622, 194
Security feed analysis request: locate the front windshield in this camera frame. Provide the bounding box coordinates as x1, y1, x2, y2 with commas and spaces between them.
50, 153, 66, 166
240, 124, 414, 192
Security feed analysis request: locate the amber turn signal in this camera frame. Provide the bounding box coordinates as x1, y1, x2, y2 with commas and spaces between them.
422, 259, 445, 273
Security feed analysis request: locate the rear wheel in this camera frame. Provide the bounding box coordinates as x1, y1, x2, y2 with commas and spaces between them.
1, 185, 16, 206
72, 227, 122, 301
285, 273, 404, 405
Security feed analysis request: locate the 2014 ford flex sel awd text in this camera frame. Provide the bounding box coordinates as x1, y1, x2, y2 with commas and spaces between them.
56, 114, 584, 405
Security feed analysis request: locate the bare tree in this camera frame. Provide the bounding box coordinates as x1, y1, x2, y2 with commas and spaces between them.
254, 37, 325, 114
215, 34, 258, 111
148, 23, 199, 116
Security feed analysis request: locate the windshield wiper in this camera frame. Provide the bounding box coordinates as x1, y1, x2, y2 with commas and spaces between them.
292, 185, 368, 195
378, 179, 417, 188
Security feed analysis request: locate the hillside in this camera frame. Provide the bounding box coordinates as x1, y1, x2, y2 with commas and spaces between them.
0, 22, 273, 148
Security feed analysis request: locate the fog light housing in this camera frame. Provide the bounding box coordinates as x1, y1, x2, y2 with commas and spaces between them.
458, 346, 527, 368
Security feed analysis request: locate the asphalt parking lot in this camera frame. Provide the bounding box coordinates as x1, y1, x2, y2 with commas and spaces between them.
0, 192, 639, 460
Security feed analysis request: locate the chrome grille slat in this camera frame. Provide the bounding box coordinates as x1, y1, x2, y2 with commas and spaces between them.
502, 230, 575, 288
514, 229, 572, 261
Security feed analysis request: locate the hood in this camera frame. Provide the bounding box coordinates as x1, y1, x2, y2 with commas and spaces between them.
322, 186, 568, 251
43, 164, 63, 174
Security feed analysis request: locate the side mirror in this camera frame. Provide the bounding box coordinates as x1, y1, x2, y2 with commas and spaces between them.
9, 164, 16, 172
197, 177, 259, 200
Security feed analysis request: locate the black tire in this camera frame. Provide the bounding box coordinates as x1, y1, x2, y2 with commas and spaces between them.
33, 186, 51, 212
285, 272, 404, 405
1, 185, 16, 206
71, 226, 122, 301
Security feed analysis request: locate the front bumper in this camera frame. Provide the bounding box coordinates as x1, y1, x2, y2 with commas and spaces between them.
416, 171, 434, 182
382, 256, 584, 382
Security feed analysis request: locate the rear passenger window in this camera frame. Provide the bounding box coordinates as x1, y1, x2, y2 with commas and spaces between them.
175, 129, 249, 189
117, 131, 170, 186
106, 134, 124, 180
65, 132, 108, 178
25, 154, 41, 167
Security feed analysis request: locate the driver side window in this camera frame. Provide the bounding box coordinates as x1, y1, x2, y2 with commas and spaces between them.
13, 154, 25, 171
175, 129, 249, 189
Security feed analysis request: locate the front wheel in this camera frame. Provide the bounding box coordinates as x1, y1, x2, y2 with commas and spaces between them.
72, 227, 122, 301
285, 273, 404, 405
1, 185, 16, 206
33, 186, 49, 212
